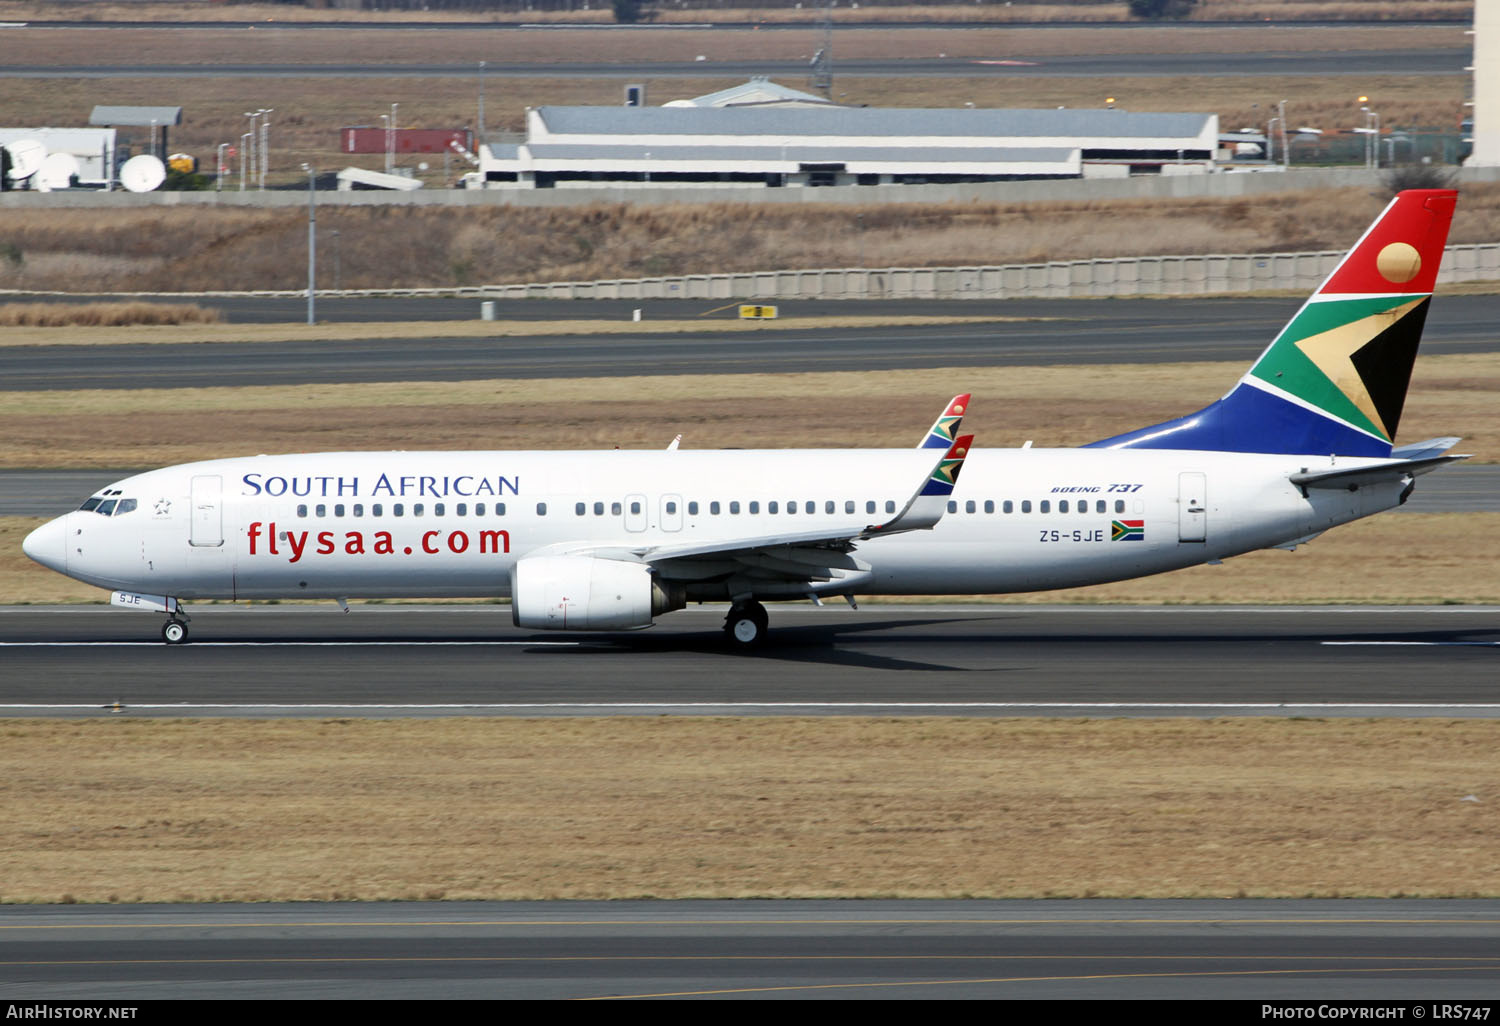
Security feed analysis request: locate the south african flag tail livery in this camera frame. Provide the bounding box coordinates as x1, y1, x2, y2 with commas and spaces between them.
1089, 189, 1458, 459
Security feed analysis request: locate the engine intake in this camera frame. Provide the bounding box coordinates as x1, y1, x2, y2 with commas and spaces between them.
511, 555, 683, 631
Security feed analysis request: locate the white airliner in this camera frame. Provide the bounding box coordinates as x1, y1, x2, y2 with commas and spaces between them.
23, 189, 1468, 647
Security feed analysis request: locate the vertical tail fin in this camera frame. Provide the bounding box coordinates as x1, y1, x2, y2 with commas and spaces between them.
1088, 189, 1457, 457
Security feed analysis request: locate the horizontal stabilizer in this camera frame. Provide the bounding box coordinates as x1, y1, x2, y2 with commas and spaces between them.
1289, 453, 1469, 490
1391, 436, 1462, 461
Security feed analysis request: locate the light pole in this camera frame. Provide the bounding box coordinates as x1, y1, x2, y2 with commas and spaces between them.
216, 142, 228, 192
240, 132, 251, 191
331, 228, 341, 292
380, 113, 391, 174
243, 111, 258, 183
258, 108, 272, 190
1277, 100, 1289, 169
302, 164, 316, 325
478, 61, 485, 143
391, 103, 398, 173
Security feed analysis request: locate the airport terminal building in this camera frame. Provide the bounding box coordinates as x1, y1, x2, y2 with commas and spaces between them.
475, 105, 1220, 190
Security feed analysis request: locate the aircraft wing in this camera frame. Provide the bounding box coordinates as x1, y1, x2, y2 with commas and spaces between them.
561, 433, 975, 590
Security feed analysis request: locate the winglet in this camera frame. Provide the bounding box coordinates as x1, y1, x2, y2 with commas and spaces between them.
864, 434, 974, 537
918, 394, 971, 449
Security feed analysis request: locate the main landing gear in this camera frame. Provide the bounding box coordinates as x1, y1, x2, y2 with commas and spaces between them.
723, 600, 768, 649
161, 607, 190, 645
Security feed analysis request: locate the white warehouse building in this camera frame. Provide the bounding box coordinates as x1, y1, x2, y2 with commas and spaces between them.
475, 104, 1219, 190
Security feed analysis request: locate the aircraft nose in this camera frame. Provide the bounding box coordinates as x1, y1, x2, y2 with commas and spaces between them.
21, 515, 68, 575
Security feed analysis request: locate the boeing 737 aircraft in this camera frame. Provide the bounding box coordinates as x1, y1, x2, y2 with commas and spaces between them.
23, 189, 1468, 647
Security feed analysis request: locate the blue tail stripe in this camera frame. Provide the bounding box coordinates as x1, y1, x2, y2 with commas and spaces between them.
1084, 384, 1392, 458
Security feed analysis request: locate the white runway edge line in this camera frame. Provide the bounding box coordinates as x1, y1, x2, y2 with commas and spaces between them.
6, 703, 1500, 712
0, 641, 586, 647
1321, 641, 1500, 647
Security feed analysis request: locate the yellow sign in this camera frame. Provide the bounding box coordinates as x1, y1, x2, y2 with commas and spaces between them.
738, 305, 779, 320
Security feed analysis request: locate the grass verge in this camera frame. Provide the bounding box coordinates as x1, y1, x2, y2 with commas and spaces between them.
1, 353, 1492, 468
2, 716, 1497, 903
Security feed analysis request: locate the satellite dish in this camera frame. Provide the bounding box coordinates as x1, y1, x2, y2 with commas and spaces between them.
37, 151, 80, 191
119, 153, 165, 193
3, 138, 46, 181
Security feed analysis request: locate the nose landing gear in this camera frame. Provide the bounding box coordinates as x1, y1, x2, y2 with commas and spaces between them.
161, 606, 189, 645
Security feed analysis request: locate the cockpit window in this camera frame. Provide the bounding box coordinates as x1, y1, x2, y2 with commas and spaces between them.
96, 499, 117, 516
78, 497, 102, 512
114, 498, 137, 515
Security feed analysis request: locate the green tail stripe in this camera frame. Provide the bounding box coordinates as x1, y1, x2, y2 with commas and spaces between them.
1246, 294, 1426, 441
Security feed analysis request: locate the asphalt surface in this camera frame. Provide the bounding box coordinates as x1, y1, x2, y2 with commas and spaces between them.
5, 899, 1500, 1000
3, 294, 1498, 390
1, 606, 1496, 714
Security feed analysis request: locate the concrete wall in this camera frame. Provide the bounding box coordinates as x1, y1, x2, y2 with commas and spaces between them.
465, 243, 1500, 302
146, 242, 1496, 304
6, 165, 1499, 210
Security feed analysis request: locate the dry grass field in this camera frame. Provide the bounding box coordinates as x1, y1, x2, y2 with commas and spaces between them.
0, 0, 1473, 26
2, 716, 1497, 903
2, 351, 1492, 467
0, 301, 222, 326
4, 185, 1495, 293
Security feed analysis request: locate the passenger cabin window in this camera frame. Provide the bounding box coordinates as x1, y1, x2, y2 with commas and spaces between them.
373, 504, 384, 517
1040, 501, 1051, 513
729, 501, 740, 514
316, 504, 327, 517
710, 501, 721, 515
1003, 500, 1013, 513
612, 502, 622, 516
354, 504, 365, 517
866, 501, 876, 515
594, 502, 605, 516
1060, 500, 1069, 513
537, 502, 547, 516
297, 504, 308, 518
435, 503, 445, 516
966, 500, 977, 514
885, 500, 896, 514
414, 504, 424, 517
456, 503, 466, 516
749, 501, 760, 514
688, 501, 699, 516
335, 504, 346, 517
1022, 500, 1032, 513
1114, 500, 1125, 513
984, 500, 995, 514
575, 502, 586, 516
394, 504, 405, 517
947, 501, 957, 514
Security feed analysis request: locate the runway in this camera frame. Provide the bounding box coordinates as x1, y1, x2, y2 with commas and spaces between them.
5, 899, 1500, 1000
3, 294, 1498, 391
0, 48, 1468, 79
1, 606, 1496, 716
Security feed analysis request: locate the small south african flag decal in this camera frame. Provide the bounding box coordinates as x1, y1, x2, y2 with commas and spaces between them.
1111, 519, 1145, 542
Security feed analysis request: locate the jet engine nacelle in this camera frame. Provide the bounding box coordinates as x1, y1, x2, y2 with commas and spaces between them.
510, 555, 683, 631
